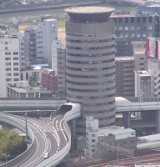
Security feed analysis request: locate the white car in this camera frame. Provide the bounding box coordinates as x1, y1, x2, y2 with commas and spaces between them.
43, 152, 49, 159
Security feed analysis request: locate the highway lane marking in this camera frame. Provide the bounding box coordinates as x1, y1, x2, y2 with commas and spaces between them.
24, 121, 44, 167
27, 119, 51, 165
51, 115, 61, 144
54, 128, 65, 132
60, 118, 68, 142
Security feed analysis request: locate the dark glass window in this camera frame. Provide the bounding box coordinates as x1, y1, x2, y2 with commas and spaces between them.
149, 17, 152, 23
119, 18, 122, 23
125, 18, 128, 23
137, 17, 140, 23
131, 18, 134, 23
143, 17, 146, 23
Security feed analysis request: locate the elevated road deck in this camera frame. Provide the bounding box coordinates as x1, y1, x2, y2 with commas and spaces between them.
0, 97, 159, 113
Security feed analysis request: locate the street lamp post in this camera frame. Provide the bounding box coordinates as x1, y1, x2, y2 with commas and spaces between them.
2, 153, 9, 167
36, 110, 40, 120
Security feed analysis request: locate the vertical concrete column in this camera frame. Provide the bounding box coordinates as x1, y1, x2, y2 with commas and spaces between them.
156, 110, 160, 133
123, 112, 131, 128
70, 119, 77, 152
128, 112, 131, 128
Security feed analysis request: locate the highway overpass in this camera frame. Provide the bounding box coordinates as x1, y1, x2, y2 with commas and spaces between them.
0, 97, 159, 113
1, 97, 160, 166
0, 102, 81, 167
116, 97, 160, 132
2, 97, 160, 132
0, 99, 66, 111
0, 113, 51, 167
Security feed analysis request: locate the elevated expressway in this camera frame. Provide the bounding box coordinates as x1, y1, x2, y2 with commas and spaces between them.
116, 97, 160, 132
1, 97, 160, 166
116, 98, 160, 113
0, 98, 159, 113
0, 99, 66, 111
0, 102, 81, 167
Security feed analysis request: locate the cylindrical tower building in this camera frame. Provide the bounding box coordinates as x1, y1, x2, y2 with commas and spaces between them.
65, 7, 116, 135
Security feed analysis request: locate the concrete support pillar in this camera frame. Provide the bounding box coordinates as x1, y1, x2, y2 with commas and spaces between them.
156, 110, 160, 133
123, 112, 131, 128
70, 119, 77, 152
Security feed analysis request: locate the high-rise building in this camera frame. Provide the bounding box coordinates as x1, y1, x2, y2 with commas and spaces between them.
56, 42, 66, 98
134, 58, 160, 99
23, 19, 58, 69
36, 19, 58, 67
133, 41, 147, 71
111, 12, 159, 56
23, 26, 37, 67
0, 32, 20, 97
135, 71, 151, 98
65, 7, 116, 134
115, 57, 135, 97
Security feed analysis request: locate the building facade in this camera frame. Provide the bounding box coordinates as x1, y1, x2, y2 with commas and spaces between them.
147, 59, 160, 97
115, 57, 135, 97
41, 68, 58, 95
0, 32, 20, 97
23, 26, 37, 68
36, 19, 58, 67
135, 71, 152, 98
111, 12, 159, 56
65, 7, 116, 135
7, 81, 52, 99
56, 42, 66, 98
133, 41, 147, 71
86, 117, 137, 158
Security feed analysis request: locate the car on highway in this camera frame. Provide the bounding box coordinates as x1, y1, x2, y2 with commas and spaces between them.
43, 152, 49, 159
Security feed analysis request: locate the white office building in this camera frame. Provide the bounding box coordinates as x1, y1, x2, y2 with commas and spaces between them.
147, 59, 160, 97
135, 59, 160, 98
36, 19, 58, 67
135, 71, 152, 98
0, 33, 20, 97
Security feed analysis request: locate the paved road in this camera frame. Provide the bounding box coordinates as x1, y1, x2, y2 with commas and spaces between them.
21, 115, 68, 167
5, 115, 61, 167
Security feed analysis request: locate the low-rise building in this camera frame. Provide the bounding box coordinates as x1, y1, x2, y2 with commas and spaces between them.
20, 68, 43, 82
86, 117, 137, 158
41, 68, 58, 95
7, 81, 52, 99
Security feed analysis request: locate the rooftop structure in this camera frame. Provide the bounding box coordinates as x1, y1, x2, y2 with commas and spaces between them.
65, 7, 115, 20
86, 117, 136, 158
7, 81, 52, 99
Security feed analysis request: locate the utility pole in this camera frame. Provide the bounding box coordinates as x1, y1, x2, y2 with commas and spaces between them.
2, 153, 10, 167
25, 111, 28, 141
116, 143, 119, 165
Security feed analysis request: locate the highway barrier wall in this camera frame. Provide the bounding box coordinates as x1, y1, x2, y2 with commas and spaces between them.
37, 102, 81, 167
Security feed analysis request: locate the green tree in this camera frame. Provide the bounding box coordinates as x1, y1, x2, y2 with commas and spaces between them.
0, 129, 26, 158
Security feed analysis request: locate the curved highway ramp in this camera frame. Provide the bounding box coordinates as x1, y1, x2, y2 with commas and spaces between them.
0, 102, 81, 167
37, 102, 81, 167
